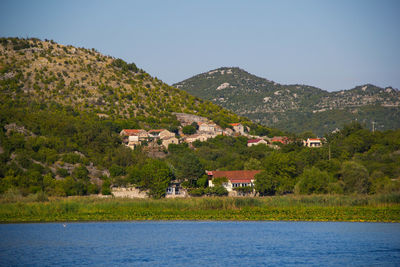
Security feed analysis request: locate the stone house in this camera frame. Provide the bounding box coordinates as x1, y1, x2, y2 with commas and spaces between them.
120, 129, 149, 149
198, 122, 217, 133
185, 133, 211, 143
162, 136, 179, 149
148, 129, 175, 140
229, 123, 245, 135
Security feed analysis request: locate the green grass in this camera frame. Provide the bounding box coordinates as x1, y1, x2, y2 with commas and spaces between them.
1, 194, 399, 223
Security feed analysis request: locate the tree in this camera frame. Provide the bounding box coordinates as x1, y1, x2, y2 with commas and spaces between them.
295, 167, 333, 195
168, 150, 204, 185
137, 159, 174, 198
244, 158, 262, 170
254, 171, 279, 196
182, 125, 196, 135
341, 161, 369, 194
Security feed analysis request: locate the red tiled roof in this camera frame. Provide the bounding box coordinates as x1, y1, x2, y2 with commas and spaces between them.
271, 136, 287, 140
230, 180, 253, 183
308, 138, 321, 141
248, 139, 263, 144
229, 123, 241, 126
207, 170, 261, 181
121, 129, 145, 135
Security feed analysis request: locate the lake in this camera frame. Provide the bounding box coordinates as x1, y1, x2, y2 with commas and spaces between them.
0, 221, 399, 266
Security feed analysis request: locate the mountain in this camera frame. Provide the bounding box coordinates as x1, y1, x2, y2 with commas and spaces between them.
0, 38, 266, 197
0, 38, 251, 129
174, 67, 400, 135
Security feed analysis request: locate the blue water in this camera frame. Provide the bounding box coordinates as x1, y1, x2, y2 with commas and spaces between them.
0, 221, 399, 266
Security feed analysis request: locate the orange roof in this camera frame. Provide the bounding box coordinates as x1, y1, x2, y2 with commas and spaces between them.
229, 123, 241, 126
207, 170, 261, 182
308, 138, 321, 141
121, 129, 145, 135
271, 136, 287, 140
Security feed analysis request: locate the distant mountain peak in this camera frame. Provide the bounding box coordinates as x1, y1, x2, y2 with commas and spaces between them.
174, 67, 400, 135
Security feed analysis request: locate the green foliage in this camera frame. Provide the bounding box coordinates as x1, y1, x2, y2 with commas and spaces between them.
128, 159, 174, 198
254, 171, 279, 196
109, 164, 125, 177
233, 186, 253, 195
196, 175, 208, 188
174, 67, 400, 135
1, 195, 400, 222
101, 179, 112, 195
182, 125, 196, 135
167, 150, 204, 184
111, 58, 138, 73
212, 177, 228, 186
341, 161, 370, 194
295, 167, 334, 195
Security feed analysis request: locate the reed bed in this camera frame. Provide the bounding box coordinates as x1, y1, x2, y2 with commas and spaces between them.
1, 194, 399, 223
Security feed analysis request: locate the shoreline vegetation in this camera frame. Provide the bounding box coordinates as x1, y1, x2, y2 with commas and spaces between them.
1, 194, 399, 223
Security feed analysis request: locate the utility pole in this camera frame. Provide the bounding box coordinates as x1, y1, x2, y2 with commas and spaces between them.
372, 121, 375, 133
328, 143, 331, 161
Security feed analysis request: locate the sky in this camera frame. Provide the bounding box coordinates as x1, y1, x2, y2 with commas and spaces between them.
0, 0, 399, 91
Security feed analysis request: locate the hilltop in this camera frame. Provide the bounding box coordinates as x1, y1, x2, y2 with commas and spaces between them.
174, 67, 400, 135
0, 37, 272, 197
0, 39, 251, 129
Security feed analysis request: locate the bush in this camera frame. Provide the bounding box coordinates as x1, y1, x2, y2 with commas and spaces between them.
234, 186, 253, 196
205, 186, 228, 196
56, 168, 69, 177
182, 125, 196, 135
101, 180, 112, 195
295, 167, 333, 195
188, 188, 205, 197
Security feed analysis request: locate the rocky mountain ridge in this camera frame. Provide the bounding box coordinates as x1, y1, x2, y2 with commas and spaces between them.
174, 67, 400, 135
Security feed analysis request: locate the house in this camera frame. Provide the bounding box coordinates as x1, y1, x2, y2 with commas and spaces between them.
207, 170, 261, 195
270, 136, 289, 144
148, 129, 175, 140
223, 128, 234, 136
162, 136, 179, 149
198, 121, 217, 133
303, 138, 322, 147
229, 123, 245, 135
185, 133, 211, 143
120, 129, 148, 141
247, 139, 269, 147
166, 181, 187, 198
120, 129, 149, 149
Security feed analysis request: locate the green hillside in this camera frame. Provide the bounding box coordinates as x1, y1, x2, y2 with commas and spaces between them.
174, 67, 400, 135
0, 38, 257, 197
1, 38, 399, 200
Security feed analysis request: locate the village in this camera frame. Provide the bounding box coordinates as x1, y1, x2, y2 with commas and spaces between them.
115, 113, 323, 198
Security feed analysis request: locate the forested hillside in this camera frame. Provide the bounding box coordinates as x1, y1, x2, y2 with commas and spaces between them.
174, 67, 400, 135
0, 38, 259, 198
0, 38, 399, 200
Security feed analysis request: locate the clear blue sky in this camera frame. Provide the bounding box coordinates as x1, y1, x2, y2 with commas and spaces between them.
1, 0, 399, 91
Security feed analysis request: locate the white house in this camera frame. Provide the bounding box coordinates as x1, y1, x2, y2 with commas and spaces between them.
207, 170, 261, 194
247, 138, 269, 147
303, 138, 322, 147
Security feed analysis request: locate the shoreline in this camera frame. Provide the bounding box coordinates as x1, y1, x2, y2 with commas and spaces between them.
1, 195, 399, 223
